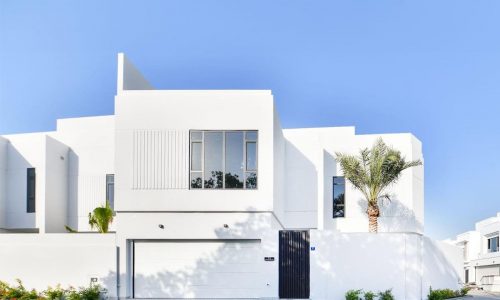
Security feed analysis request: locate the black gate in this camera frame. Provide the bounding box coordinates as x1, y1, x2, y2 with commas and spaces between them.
279, 230, 310, 299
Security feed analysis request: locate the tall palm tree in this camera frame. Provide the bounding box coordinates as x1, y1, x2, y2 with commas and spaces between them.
88, 201, 114, 233
335, 138, 422, 233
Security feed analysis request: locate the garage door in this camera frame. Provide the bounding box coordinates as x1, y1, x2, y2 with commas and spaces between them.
133, 240, 262, 299
476, 265, 500, 283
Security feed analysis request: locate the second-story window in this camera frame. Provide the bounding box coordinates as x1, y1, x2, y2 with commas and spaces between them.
106, 174, 115, 212
487, 236, 499, 253
333, 176, 345, 218
190, 130, 258, 190
27, 168, 36, 213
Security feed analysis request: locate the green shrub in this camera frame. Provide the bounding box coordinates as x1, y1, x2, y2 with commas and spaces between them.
345, 289, 363, 300
378, 289, 395, 300
78, 285, 100, 300
364, 291, 376, 300
428, 286, 466, 300
460, 287, 471, 296
0, 280, 101, 300
44, 285, 66, 300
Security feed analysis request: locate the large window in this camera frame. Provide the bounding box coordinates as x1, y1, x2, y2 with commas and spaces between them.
106, 174, 115, 212
190, 130, 258, 189
333, 176, 345, 218
487, 236, 499, 253
27, 168, 36, 213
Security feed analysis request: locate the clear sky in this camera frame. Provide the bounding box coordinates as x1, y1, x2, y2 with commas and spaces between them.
1, 0, 499, 239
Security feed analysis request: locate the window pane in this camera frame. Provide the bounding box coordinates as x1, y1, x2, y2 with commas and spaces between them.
246, 131, 258, 141
245, 172, 257, 189
190, 172, 203, 188
191, 142, 202, 171
204, 132, 223, 188
106, 174, 115, 211
27, 168, 36, 213
190, 131, 202, 141
246, 142, 257, 171
333, 176, 345, 218
225, 132, 244, 188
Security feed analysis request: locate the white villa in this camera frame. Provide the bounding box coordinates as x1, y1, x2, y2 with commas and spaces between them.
0, 54, 462, 299
448, 213, 500, 292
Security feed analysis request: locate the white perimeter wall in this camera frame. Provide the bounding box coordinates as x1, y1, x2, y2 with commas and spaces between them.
0, 137, 7, 228
311, 231, 461, 300
422, 237, 462, 291
0, 234, 117, 297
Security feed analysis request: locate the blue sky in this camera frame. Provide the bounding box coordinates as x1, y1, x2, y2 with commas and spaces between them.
1, 0, 499, 239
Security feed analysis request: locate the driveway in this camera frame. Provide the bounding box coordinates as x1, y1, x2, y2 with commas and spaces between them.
456, 290, 500, 299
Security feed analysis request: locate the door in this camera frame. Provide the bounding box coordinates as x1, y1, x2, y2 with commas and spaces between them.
279, 230, 310, 299
133, 240, 262, 298
476, 264, 500, 284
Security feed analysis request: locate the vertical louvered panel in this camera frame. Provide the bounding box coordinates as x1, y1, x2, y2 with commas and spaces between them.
279, 230, 310, 299
132, 130, 188, 190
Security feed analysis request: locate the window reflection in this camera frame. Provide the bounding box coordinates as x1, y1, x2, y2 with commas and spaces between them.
189, 130, 258, 189
225, 132, 244, 188
333, 176, 345, 218
204, 132, 223, 189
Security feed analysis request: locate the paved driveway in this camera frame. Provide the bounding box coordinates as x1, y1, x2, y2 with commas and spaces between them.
456, 290, 500, 299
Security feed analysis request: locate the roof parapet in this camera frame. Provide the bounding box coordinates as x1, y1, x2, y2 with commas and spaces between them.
117, 53, 154, 93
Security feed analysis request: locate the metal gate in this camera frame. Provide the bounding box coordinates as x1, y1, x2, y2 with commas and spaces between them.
279, 230, 310, 299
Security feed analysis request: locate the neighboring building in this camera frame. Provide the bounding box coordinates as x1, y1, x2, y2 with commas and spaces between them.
448, 213, 500, 292
0, 54, 461, 299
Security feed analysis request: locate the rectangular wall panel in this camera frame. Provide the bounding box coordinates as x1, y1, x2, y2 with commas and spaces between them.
132, 130, 188, 190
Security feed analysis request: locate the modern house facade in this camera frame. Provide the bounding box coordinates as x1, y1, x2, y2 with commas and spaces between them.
0, 54, 462, 299
448, 213, 500, 292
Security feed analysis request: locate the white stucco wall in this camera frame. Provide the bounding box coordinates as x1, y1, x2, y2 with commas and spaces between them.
284, 128, 424, 233
44, 136, 69, 233
114, 90, 277, 213
3, 133, 48, 231
0, 234, 117, 297
0, 137, 7, 228
51, 116, 115, 231
311, 232, 460, 300
310, 231, 421, 299
422, 237, 462, 292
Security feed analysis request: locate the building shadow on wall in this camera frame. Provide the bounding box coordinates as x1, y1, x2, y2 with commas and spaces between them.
3, 144, 36, 230
355, 196, 424, 233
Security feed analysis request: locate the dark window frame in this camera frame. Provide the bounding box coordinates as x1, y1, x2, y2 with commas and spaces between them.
27, 168, 36, 213
333, 176, 345, 218
487, 236, 499, 253
189, 130, 258, 190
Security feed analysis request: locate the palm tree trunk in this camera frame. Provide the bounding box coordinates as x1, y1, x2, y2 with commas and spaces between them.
367, 204, 380, 233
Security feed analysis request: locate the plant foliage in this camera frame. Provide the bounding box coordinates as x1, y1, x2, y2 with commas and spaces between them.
0, 280, 101, 300
427, 286, 470, 300
88, 201, 113, 233
335, 138, 422, 232
345, 289, 363, 300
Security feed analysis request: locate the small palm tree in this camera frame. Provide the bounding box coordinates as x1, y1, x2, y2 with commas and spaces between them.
88, 201, 114, 233
335, 138, 422, 233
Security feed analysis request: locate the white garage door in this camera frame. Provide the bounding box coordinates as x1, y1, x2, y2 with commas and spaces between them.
133, 240, 262, 299
476, 265, 500, 283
